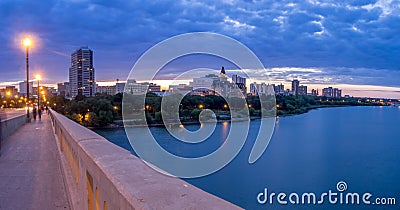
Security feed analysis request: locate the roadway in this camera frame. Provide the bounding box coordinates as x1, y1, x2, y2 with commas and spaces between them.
0, 108, 27, 120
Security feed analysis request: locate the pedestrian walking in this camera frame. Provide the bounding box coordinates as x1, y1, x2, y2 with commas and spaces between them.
38, 108, 42, 120
33, 107, 37, 121
45, 106, 49, 114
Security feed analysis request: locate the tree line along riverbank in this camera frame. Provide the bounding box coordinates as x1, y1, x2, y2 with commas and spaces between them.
46, 92, 390, 128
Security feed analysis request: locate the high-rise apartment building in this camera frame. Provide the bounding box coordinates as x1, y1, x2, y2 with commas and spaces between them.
291, 79, 300, 95
231, 74, 247, 95
69, 47, 95, 98
322, 87, 342, 98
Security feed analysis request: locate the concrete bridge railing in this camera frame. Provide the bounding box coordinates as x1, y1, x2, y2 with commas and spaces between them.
49, 109, 242, 210
0, 113, 26, 141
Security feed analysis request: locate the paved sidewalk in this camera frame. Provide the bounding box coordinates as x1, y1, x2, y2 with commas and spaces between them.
0, 114, 70, 209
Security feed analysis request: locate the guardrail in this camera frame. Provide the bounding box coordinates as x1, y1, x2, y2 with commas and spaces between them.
49, 109, 242, 210
0, 113, 26, 141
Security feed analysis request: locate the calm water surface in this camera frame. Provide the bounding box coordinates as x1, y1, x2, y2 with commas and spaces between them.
95, 106, 400, 209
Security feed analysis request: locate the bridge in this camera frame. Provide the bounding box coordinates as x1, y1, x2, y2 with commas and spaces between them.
0, 109, 241, 210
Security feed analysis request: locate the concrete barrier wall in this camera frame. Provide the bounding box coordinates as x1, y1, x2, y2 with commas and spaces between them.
49, 110, 242, 210
0, 114, 26, 141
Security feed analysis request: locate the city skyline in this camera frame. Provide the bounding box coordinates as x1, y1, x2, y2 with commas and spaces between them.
0, 1, 399, 99
1, 73, 400, 99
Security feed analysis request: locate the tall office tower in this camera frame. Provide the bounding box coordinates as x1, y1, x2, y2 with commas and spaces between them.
69, 47, 95, 98
231, 74, 247, 95
291, 79, 300, 95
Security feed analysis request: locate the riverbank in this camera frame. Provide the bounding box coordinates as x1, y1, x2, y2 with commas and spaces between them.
276, 103, 386, 116
94, 116, 260, 129
92, 104, 389, 129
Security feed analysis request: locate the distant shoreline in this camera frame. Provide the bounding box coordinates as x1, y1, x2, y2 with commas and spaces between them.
92, 104, 390, 129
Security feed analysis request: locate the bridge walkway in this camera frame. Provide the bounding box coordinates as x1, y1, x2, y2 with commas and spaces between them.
0, 113, 70, 210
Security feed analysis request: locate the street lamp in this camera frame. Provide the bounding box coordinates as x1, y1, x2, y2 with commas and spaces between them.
35, 74, 41, 109
23, 37, 32, 121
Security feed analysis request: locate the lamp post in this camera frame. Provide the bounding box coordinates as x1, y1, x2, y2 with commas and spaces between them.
23, 37, 32, 121
35, 74, 41, 109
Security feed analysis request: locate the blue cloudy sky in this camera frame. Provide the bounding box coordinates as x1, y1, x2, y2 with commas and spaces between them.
0, 0, 399, 97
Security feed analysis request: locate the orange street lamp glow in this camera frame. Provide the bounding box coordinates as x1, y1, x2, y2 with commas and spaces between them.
23, 37, 32, 47
35, 74, 41, 80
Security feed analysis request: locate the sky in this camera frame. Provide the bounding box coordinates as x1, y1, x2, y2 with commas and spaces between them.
0, 0, 399, 98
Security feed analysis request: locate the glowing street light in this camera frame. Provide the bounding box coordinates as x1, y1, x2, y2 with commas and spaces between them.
23, 38, 32, 48
22, 37, 32, 121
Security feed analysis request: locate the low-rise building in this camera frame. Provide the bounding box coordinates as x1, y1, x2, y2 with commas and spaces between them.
298, 85, 307, 95
97, 85, 116, 95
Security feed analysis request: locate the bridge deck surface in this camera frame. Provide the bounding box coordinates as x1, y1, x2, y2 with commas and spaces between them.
0, 113, 70, 209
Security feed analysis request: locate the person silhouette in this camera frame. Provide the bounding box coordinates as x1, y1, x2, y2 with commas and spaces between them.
38, 108, 42, 120
33, 107, 37, 121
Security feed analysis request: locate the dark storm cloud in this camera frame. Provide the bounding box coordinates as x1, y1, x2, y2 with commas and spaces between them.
0, 0, 399, 88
